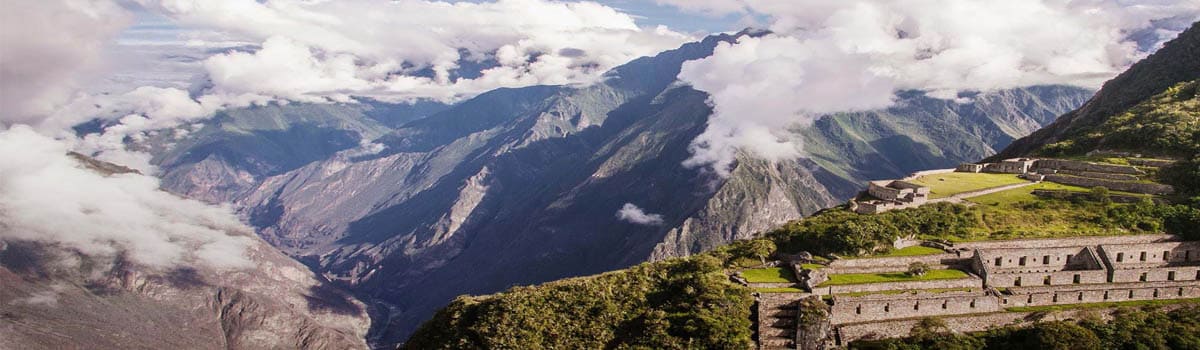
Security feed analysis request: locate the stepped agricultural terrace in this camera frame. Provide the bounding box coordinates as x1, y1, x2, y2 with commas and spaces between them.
746, 155, 1192, 349
850, 156, 1174, 214
745, 236, 1200, 349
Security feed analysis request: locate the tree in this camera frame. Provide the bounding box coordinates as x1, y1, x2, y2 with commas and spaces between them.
1089, 186, 1112, 204
745, 239, 776, 265
907, 262, 930, 277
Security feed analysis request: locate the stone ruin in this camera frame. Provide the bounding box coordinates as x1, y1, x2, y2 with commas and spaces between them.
959, 157, 1175, 195
754, 235, 1200, 350
850, 180, 930, 214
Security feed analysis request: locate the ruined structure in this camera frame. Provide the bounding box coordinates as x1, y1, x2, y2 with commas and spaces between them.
958, 158, 1174, 195
851, 180, 930, 214
756, 235, 1200, 350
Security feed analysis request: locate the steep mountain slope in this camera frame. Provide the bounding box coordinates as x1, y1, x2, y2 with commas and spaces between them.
201, 33, 1092, 344
0, 155, 371, 350
147, 101, 447, 204
992, 21, 1200, 160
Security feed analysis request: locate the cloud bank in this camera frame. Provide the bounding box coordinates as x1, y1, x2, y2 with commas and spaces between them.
670, 0, 1200, 175
4, 0, 695, 173
616, 203, 665, 226
0, 126, 255, 270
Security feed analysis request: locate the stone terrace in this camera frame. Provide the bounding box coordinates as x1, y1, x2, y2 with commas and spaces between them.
756, 234, 1200, 349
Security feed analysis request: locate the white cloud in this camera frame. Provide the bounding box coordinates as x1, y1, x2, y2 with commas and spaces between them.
0, 0, 133, 125
131, 0, 693, 104
670, 0, 1200, 175
0, 125, 255, 270
616, 203, 664, 226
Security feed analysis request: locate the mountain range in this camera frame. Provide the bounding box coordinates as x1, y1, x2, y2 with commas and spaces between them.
138, 32, 1094, 344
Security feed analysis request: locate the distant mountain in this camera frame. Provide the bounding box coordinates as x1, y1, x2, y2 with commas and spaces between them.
991, 21, 1200, 160
148, 100, 448, 204
146, 33, 1091, 345
0, 156, 370, 350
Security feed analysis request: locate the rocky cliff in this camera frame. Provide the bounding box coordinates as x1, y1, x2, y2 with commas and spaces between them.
0, 155, 371, 350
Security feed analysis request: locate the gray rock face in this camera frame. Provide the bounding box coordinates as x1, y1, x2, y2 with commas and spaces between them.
0, 236, 371, 350
145, 33, 1092, 345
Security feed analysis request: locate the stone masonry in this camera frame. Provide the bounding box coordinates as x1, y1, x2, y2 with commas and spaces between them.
765, 235, 1200, 349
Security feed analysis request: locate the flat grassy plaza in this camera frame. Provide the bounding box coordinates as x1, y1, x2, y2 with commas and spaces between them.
907, 172, 1029, 198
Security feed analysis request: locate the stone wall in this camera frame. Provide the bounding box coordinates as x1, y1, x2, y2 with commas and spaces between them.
829, 290, 998, 324
1043, 174, 1174, 195
1035, 159, 1145, 175
985, 270, 1109, 288
1053, 169, 1141, 181
953, 234, 1176, 251
813, 276, 984, 296
1032, 190, 1166, 204
1000, 281, 1200, 307
1128, 158, 1176, 167
1098, 242, 1200, 268
828, 253, 962, 271
1111, 266, 1200, 283
956, 164, 983, 173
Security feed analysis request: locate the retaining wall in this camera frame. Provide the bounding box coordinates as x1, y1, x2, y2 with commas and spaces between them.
954, 234, 1176, 251
828, 253, 962, 270
1035, 159, 1144, 175
1000, 281, 1200, 307
1054, 169, 1141, 181
985, 270, 1108, 288
1043, 174, 1174, 195
813, 276, 983, 296
1111, 266, 1200, 283
830, 291, 997, 324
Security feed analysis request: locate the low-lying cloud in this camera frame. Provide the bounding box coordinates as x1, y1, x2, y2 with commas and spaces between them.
669, 0, 1200, 176
616, 203, 665, 226
0, 125, 255, 270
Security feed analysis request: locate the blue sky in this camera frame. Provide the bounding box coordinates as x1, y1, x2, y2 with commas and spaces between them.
120, 0, 747, 42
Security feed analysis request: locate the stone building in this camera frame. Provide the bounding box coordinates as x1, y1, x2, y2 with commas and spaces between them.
982, 158, 1037, 174
852, 180, 930, 214
972, 246, 1108, 287
765, 235, 1200, 349
1098, 241, 1200, 283
956, 163, 984, 173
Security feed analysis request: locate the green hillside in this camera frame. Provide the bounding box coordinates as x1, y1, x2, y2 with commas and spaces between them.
402, 256, 754, 350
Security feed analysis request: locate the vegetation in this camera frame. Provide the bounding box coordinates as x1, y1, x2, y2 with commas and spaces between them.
965, 181, 1096, 205
1039, 80, 1200, 197
818, 269, 968, 286
403, 255, 753, 349
768, 197, 1200, 256
906, 262, 930, 277
907, 173, 1029, 198
852, 305, 1200, 350
741, 267, 796, 283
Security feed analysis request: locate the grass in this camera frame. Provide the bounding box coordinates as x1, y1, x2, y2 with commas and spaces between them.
907, 172, 1030, 199
1006, 298, 1200, 312
818, 269, 970, 286
754, 287, 805, 293
742, 267, 797, 283
965, 181, 1094, 206
860, 245, 945, 258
